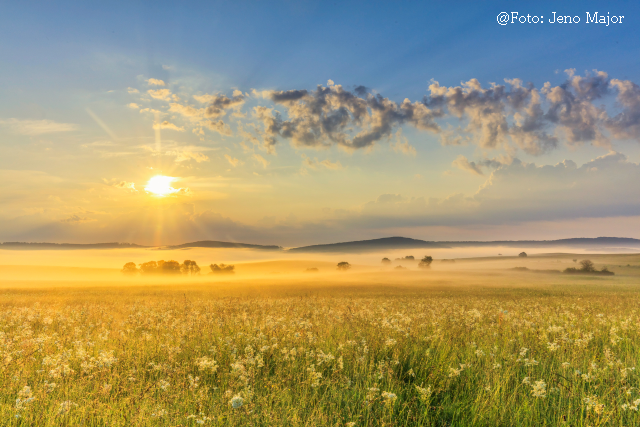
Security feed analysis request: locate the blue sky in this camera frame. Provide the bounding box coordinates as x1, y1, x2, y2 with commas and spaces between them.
1, 1, 640, 245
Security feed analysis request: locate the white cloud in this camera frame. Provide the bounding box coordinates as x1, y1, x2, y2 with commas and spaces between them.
153, 121, 185, 131
147, 78, 166, 86
0, 118, 77, 136
225, 154, 240, 167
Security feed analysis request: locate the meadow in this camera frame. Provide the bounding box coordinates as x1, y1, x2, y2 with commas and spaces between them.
1, 250, 640, 426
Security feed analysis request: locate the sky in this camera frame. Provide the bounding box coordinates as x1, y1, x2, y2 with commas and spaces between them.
1, 0, 640, 247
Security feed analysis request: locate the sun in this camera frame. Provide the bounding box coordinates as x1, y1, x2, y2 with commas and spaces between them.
145, 175, 178, 196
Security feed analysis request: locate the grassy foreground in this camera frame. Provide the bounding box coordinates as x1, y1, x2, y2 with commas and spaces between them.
1, 271, 640, 426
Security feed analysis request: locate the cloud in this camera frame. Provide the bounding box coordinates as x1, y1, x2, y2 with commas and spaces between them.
253, 82, 440, 152
302, 156, 343, 170
0, 118, 77, 135
60, 214, 93, 224
605, 78, 640, 140
127, 87, 139, 94
113, 181, 137, 191
168, 151, 209, 163
253, 153, 269, 168
139, 108, 163, 115
127, 103, 140, 109
153, 121, 185, 131
148, 89, 178, 101
391, 129, 416, 156
207, 120, 232, 136
224, 154, 240, 167
452, 155, 484, 175
147, 78, 166, 86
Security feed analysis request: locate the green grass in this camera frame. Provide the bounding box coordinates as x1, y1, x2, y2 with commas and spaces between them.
1, 266, 640, 426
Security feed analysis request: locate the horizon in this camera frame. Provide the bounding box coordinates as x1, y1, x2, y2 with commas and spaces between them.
3, 235, 640, 248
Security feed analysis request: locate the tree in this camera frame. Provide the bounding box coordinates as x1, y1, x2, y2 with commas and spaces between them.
210, 263, 235, 274
337, 262, 351, 271
140, 261, 159, 274
519, 252, 527, 257
161, 260, 182, 275
579, 259, 595, 272
381, 258, 392, 265
181, 260, 201, 276
121, 262, 138, 275
418, 256, 433, 268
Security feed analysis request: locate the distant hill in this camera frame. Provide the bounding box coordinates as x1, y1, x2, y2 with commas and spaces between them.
0, 242, 148, 250
288, 237, 450, 253
288, 236, 640, 253
439, 237, 640, 248
165, 241, 282, 251
3, 236, 639, 253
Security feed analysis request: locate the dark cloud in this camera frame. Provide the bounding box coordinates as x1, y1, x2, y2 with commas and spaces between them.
254, 83, 440, 151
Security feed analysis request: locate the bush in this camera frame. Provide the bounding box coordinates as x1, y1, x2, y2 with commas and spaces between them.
381, 258, 392, 265
210, 264, 235, 274
418, 256, 433, 269
337, 262, 351, 271
519, 252, 527, 257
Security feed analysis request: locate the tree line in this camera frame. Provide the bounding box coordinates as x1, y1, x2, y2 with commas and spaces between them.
121, 260, 235, 276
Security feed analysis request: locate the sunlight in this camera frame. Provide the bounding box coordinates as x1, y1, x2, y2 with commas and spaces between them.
144, 175, 178, 197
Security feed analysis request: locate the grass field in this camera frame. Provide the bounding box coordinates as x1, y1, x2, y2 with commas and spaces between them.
1, 250, 640, 426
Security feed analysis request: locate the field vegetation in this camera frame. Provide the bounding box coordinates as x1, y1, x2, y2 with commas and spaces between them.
0, 250, 639, 426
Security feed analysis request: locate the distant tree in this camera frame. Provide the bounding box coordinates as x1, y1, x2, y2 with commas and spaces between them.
305, 268, 319, 273
381, 258, 392, 265
160, 260, 182, 275
418, 256, 433, 269
140, 261, 159, 274
573, 259, 578, 263
580, 259, 595, 272
394, 265, 407, 270
337, 262, 351, 271
121, 262, 138, 275
519, 252, 527, 257
395, 256, 414, 261
181, 260, 201, 276
210, 263, 235, 274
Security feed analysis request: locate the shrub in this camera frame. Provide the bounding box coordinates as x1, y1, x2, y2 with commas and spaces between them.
418, 256, 433, 268
210, 264, 235, 274
337, 262, 351, 271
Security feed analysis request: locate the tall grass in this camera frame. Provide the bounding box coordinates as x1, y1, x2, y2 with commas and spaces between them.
1, 283, 639, 426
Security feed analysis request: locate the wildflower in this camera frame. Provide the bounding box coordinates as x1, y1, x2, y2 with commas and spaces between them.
384, 338, 396, 347
381, 391, 397, 406
229, 395, 244, 409
531, 380, 546, 398
547, 342, 559, 352
58, 401, 77, 415
475, 349, 485, 357
18, 386, 32, 399
346, 423, 356, 427
158, 379, 170, 390
519, 348, 529, 357
415, 384, 432, 403
449, 364, 464, 377
522, 377, 530, 385
151, 407, 167, 417
365, 387, 379, 404
492, 363, 501, 369
196, 356, 219, 373
561, 362, 570, 369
